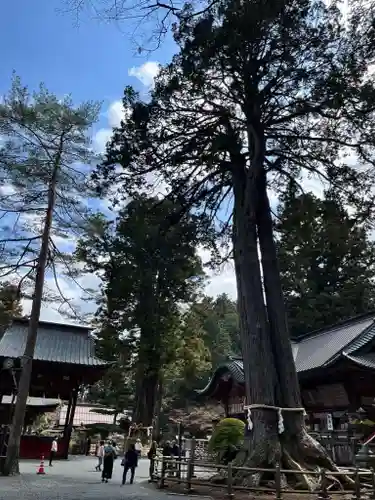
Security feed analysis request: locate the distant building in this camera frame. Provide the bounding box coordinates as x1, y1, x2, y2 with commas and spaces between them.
57, 402, 129, 428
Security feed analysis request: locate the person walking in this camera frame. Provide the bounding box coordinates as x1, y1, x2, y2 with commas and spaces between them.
101, 440, 117, 483
86, 437, 92, 456
49, 436, 58, 466
134, 438, 142, 458
95, 440, 104, 471
121, 444, 138, 485
147, 441, 157, 482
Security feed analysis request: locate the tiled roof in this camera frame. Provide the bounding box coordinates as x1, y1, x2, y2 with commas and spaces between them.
1, 396, 60, 407
0, 319, 106, 367
294, 314, 375, 372
196, 359, 245, 396
197, 313, 375, 397
342, 352, 375, 370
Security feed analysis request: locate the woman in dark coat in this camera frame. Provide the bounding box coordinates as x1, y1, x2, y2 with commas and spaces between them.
147, 441, 157, 481
122, 444, 139, 485
102, 441, 117, 483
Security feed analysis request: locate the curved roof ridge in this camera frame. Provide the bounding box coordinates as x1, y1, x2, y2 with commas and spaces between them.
12, 317, 91, 332
293, 311, 375, 343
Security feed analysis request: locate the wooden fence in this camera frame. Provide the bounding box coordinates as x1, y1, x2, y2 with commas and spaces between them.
152, 456, 375, 499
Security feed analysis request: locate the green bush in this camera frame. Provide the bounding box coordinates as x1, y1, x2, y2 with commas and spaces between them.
208, 418, 245, 456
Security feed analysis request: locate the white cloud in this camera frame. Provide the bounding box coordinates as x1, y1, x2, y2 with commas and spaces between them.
198, 247, 237, 299
93, 100, 132, 154
0, 184, 16, 196
107, 100, 126, 128
128, 61, 160, 87
93, 128, 112, 154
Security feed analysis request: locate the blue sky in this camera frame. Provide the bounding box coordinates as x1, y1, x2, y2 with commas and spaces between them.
0, 0, 176, 134
0, 0, 238, 322
0, 0, 197, 323
0, 0, 326, 323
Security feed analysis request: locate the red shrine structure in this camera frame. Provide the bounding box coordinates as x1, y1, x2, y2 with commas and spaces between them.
0, 318, 107, 463
197, 312, 375, 429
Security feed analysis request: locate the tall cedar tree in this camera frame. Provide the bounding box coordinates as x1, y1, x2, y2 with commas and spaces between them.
94, 0, 375, 487
0, 76, 99, 475
76, 196, 205, 426
276, 186, 375, 338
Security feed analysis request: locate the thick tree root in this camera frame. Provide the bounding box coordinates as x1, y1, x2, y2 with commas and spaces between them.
211, 430, 359, 491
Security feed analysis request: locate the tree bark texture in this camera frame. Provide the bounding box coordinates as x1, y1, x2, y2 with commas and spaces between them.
229, 134, 353, 489
232, 164, 281, 471
133, 358, 159, 427
3, 155, 60, 476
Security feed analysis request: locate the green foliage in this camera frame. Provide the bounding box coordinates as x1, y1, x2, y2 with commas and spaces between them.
0, 282, 23, 333
162, 294, 240, 412
191, 295, 240, 366
91, 0, 375, 442
208, 418, 245, 454
96, 0, 375, 221
76, 195, 205, 424
86, 365, 134, 418
276, 185, 375, 337
163, 308, 212, 403
0, 74, 100, 315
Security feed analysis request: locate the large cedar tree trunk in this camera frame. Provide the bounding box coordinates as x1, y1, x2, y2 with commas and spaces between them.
232, 165, 281, 471
254, 167, 348, 486
133, 269, 162, 427
230, 153, 354, 488
133, 352, 160, 427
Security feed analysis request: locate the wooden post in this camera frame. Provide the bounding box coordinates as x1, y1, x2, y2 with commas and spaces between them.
177, 422, 182, 483
149, 457, 155, 483
318, 469, 330, 500
227, 462, 234, 500
186, 455, 193, 493
191, 438, 196, 478
63, 387, 78, 459
159, 456, 166, 489
63, 394, 73, 435
353, 466, 361, 500
275, 462, 282, 500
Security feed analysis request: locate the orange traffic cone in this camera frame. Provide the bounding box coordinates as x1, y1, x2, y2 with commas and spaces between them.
37, 455, 46, 475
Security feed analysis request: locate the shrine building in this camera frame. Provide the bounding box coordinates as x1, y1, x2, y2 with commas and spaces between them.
197, 312, 375, 431
0, 318, 107, 462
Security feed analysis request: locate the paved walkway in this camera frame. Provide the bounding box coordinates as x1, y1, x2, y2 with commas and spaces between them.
0, 456, 208, 500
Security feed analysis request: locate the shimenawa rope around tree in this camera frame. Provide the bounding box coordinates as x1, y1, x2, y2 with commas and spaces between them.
243, 404, 307, 434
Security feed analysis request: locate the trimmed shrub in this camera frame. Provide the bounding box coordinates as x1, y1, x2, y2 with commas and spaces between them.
208, 418, 245, 462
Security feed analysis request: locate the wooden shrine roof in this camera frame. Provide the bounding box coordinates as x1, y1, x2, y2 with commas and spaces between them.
197, 311, 375, 397
0, 318, 107, 367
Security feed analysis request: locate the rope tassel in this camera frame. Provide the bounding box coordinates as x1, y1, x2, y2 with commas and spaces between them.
278, 408, 284, 434
246, 406, 253, 431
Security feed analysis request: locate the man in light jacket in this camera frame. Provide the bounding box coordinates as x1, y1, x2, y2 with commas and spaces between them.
49, 437, 58, 466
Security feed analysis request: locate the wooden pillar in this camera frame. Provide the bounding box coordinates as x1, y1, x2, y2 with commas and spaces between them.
63, 387, 78, 459
63, 394, 73, 436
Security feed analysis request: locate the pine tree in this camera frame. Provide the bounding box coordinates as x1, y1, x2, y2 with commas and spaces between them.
0, 75, 100, 475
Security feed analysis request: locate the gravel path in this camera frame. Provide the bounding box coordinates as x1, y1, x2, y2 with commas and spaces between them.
0, 456, 209, 500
